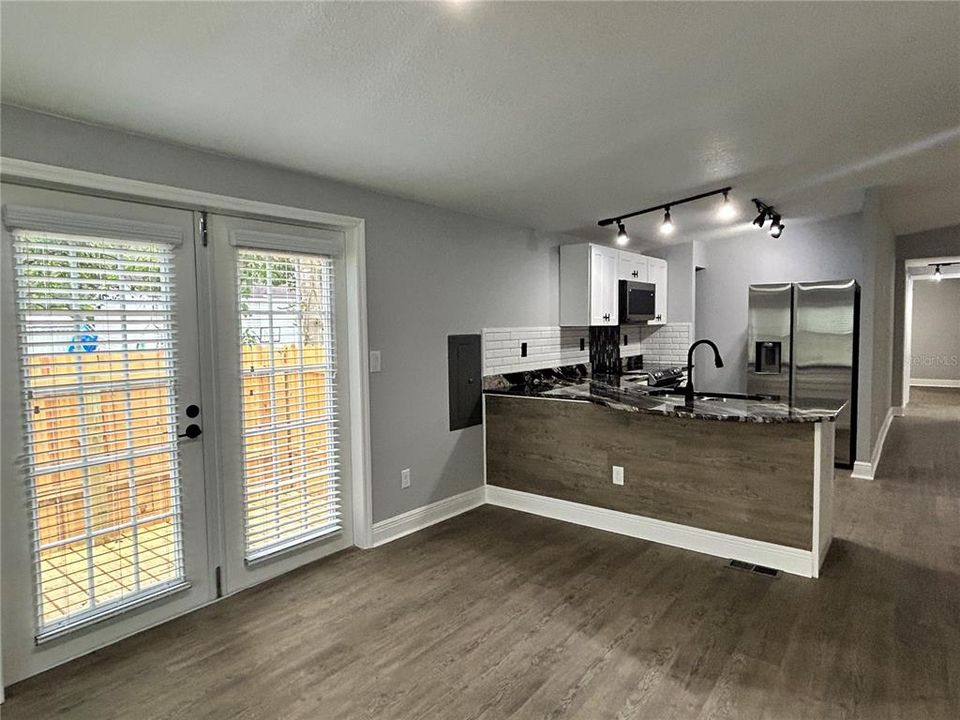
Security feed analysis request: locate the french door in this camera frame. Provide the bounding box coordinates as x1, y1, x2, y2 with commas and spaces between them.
1, 186, 353, 684
208, 215, 352, 595
0, 185, 213, 683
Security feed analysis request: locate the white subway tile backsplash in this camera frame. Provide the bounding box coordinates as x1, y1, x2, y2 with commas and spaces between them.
482, 324, 590, 375
622, 322, 692, 365
483, 322, 691, 375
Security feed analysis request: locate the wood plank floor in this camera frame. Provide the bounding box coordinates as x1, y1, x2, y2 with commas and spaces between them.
4, 395, 959, 719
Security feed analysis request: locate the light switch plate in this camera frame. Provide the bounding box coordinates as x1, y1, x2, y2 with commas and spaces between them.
612, 465, 624, 485
401, 468, 411, 489
369, 350, 382, 373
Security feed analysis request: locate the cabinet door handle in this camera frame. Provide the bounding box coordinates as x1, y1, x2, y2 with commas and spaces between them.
632, 270, 638, 278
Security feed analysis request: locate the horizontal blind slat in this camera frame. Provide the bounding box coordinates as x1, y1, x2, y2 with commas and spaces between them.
242, 460, 340, 486
245, 500, 342, 530
247, 515, 341, 547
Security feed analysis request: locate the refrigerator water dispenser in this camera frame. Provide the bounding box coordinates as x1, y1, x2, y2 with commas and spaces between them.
755, 341, 782, 373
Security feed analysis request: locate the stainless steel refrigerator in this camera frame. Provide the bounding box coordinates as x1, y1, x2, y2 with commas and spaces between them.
747, 279, 860, 467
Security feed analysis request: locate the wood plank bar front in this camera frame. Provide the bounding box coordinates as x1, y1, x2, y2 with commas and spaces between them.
485, 394, 818, 550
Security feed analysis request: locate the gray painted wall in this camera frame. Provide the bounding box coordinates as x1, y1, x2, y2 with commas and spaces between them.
684, 194, 899, 466
893, 224, 960, 405
691, 212, 889, 462
910, 278, 960, 382
0, 104, 575, 523
693, 213, 867, 394
859, 189, 895, 462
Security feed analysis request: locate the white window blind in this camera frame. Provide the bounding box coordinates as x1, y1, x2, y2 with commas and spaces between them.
236, 249, 340, 563
12, 231, 187, 641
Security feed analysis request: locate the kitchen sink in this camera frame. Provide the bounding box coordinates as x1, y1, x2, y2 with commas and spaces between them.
642, 388, 779, 402
701, 391, 781, 402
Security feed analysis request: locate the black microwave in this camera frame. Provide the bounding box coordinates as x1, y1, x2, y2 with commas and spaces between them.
618, 280, 658, 323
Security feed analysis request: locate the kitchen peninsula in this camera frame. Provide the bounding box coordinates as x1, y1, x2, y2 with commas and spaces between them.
483, 365, 842, 577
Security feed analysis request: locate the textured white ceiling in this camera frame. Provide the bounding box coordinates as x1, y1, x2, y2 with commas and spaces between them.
2, 1, 958, 243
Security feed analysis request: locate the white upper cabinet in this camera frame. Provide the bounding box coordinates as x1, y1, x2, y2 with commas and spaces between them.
560, 244, 667, 326
560, 243, 618, 326
593, 245, 619, 325
618, 251, 648, 282
647, 256, 668, 323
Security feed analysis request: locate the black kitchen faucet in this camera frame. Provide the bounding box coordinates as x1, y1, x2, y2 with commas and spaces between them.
685, 339, 724, 407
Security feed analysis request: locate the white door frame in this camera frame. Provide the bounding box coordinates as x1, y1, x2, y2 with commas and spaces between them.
0, 157, 374, 693
901, 255, 960, 407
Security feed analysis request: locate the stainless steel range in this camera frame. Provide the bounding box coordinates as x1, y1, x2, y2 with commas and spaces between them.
622, 365, 687, 390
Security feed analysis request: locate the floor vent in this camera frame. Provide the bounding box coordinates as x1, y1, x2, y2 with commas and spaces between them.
727, 559, 780, 578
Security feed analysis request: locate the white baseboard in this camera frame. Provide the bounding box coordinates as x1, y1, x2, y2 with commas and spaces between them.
851, 406, 898, 481
368, 481, 826, 577
372, 487, 485, 546
911, 378, 960, 388
485, 485, 815, 578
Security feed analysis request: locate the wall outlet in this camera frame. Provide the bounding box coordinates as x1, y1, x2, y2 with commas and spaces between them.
612, 465, 624, 486
369, 350, 382, 373
401, 468, 411, 489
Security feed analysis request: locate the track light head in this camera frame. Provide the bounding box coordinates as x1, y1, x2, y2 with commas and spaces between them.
752, 200, 768, 228
616, 221, 629, 246
717, 191, 736, 221
660, 208, 675, 235
769, 215, 784, 239
934, 264, 943, 282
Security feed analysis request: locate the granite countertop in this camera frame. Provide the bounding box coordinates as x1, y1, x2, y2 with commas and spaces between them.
482, 365, 845, 423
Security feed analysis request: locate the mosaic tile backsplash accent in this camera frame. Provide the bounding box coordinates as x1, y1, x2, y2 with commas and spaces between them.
589, 325, 621, 374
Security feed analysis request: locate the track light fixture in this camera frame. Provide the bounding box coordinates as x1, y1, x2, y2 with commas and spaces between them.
927, 261, 956, 281
598, 186, 732, 241
660, 208, 674, 235
751, 199, 784, 238
769, 214, 784, 239
717, 190, 736, 220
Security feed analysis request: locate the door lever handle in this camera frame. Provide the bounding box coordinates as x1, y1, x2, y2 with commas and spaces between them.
178, 424, 202, 440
